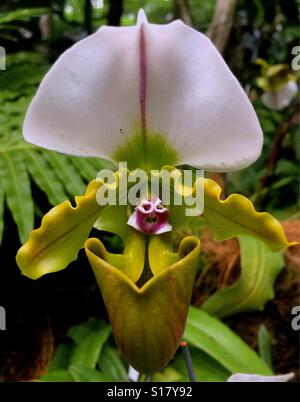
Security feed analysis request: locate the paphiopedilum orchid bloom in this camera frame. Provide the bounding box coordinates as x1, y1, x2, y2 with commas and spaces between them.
262, 80, 298, 111
256, 58, 298, 111
16, 10, 292, 374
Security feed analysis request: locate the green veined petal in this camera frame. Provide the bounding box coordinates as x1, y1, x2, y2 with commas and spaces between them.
16, 180, 102, 279
202, 178, 293, 252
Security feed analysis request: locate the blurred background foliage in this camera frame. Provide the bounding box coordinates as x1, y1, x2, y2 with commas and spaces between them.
0, 0, 299, 382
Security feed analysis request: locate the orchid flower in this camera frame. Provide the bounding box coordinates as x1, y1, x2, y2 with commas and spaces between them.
16, 10, 292, 374
262, 80, 298, 111
256, 58, 298, 111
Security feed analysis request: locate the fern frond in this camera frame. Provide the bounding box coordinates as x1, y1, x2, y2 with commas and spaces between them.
68, 156, 100, 182
43, 152, 86, 196
24, 149, 68, 206
0, 151, 34, 242
68, 156, 115, 182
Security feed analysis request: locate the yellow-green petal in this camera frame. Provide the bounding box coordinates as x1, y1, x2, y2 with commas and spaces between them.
85, 236, 200, 373
202, 178, 293, 252
16, 180, 102, 279
98, 228, 145, 283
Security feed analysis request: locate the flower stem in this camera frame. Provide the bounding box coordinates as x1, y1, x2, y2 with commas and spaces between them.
181, 341, 196, 382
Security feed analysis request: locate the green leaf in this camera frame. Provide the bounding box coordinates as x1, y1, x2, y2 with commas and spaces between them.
173, 348, 230, 382
67, 318, 105, 344
70, 325, 111, 369
0, 8, 50, 25
68, 365, 109, 382
0, 151, 33, 242
151, 367, 185, 382
0, 32, 18, 41
201, 236, 284, 318
275, 160, 299, 176
40, 370, 74, 382
49, 344, 74, 372
184, 307, 273, 375
258, 325, 273, 369
0, 67, 47, 93
270, 177, 295, 191
98, 344, 128, 382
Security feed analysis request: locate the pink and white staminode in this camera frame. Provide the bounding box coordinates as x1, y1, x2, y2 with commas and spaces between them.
127, 197, 172, 235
